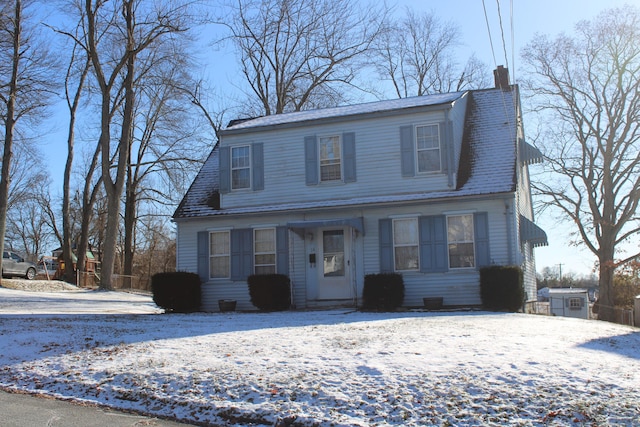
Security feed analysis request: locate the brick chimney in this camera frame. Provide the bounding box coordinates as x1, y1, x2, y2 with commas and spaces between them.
493, 65, 510, 90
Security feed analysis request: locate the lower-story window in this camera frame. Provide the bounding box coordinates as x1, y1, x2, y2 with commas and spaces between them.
209, 231, 230, 278
447, 214, 475, 268
393, 218, 419, 270
254, 228, 276, 274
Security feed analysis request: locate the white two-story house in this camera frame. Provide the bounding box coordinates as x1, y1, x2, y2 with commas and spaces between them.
173, 67, 547, 311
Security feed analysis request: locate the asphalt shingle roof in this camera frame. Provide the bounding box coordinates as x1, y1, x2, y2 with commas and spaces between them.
173, 88, 519, 220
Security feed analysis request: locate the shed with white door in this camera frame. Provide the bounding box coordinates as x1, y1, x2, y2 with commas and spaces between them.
549, 288, 590, 319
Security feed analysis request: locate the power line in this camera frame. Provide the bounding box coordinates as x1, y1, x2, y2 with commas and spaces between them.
482, 0, 498, 68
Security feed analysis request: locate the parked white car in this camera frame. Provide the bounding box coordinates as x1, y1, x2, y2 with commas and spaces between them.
2, 251, 37, 280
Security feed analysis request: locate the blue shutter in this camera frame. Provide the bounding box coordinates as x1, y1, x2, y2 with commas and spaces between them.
420, 216, 448, 273
252, 143, 264, 191
419, 217, 433, 272
305, 136, 318, 185
474, 212, 490, 268
400, 125, 415, 177
342, 132, 356, 183
219, 146, 230, 194
231, 229, 253, 281
197, 231, 209, 282
379, 219, 393, 273
432, 216, 448, 271
276, 226, 289, 275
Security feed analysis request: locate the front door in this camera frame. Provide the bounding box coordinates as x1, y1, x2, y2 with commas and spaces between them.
317, 228, 353, 300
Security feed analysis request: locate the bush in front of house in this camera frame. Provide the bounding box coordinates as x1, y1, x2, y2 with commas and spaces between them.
248, 274, 291, 311
151, 271, 201, 313
479, 266, 524, 312
362, 273, 404, 311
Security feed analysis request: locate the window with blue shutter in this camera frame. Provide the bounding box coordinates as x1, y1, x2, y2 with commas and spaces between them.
230, 228, 253, 281
219, 144, 264, 192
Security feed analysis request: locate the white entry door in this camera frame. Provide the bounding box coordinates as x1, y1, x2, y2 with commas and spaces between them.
317, 228, 353, 300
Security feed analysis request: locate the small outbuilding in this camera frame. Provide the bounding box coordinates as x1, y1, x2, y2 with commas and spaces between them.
549, 288, 590, 320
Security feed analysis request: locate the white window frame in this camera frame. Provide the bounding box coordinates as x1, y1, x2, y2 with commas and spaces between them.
209, 230, 230, 279
319, 134, 342, 182
415, 123, 441, 173
392, 217, 419, 271
231, 145, 251, 190
254, 227, 276, 275
447, 214, 475, 269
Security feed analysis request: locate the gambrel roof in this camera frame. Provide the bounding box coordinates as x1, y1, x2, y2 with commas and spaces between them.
173, 87, 520, 220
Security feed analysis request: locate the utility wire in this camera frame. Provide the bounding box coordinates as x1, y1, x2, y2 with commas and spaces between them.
482, 0, 498, 68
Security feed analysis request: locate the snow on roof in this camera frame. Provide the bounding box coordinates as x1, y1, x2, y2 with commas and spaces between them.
457, 88, 517, 194
223, 92, 465, 132
173, 147, 220, 219
174, 88, 520, 219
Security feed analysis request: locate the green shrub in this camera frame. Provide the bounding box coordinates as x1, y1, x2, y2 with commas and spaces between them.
479, 266, 524, 312
362, 273, 404, 311
248, 274, 291, 311
151, 271, 201, 313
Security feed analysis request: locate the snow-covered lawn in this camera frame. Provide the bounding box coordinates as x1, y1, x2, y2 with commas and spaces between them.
0, 286, 638, 426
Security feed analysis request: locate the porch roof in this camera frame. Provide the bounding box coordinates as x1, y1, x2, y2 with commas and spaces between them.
287, 217, 365, 237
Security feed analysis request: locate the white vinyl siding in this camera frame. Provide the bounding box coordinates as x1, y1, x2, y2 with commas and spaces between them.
393, 218, 419, 271
416, 124, 441, 173
254, 228, 276, 274
447, 214, 475, 269
209, 231, 230, 278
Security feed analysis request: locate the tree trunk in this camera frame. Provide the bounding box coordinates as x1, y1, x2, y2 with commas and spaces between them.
0, 0, 22, 288
597, 250, 616, 322
99, 1, 136, 290
123, 168, 137, 289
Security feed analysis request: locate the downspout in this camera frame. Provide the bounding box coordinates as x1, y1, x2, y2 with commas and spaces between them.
445, 109, 454, 188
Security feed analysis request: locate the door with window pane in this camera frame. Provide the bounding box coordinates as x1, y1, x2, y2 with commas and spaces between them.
317, 228, 353, 299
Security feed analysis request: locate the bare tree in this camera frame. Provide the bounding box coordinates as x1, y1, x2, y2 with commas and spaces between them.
122, 56, 208, 285
374, 8, 490, 98
522, 5, 640, 322
222, 0, 387, 115
6, 178, 55, 261
79, 0, 192, 289
57, 20, 92, 283
0, 0, 57, 285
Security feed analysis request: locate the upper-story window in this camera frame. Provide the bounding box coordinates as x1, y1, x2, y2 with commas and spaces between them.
319, 135, 342, 181
416, 124, 441, 173
254, 228, 276, 275
231, 146, 251, 189
447, 214, 475, 268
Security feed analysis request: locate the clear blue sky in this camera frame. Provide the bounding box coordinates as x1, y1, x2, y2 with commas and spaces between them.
43, 0, 632, 277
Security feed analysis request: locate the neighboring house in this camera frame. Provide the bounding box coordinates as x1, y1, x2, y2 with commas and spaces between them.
549, 288, 590, 320
173, 66, 548, 311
